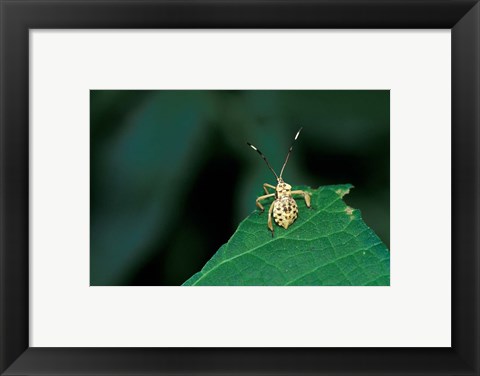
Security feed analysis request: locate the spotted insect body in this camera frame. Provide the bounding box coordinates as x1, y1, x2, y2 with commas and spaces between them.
247, 128, 312, 236
273, 194, 298, 229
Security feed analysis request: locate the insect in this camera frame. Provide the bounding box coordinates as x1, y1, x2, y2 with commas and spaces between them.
247, 127, 312, 237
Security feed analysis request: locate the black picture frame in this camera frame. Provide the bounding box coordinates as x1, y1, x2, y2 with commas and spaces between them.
1, 0, 479, 375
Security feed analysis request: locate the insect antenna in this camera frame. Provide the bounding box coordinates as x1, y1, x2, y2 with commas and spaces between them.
246, 142, 279, 180
279, 127, 303, 179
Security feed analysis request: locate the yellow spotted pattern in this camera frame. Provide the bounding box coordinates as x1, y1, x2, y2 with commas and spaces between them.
273, 197, 298, 229
272, 182, 298, 229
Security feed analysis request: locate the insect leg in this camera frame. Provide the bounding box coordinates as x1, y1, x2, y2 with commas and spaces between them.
256, 193, 275, 212
291, 190, 312, 208
263, 183, 276, 195
267, 201, 275, 237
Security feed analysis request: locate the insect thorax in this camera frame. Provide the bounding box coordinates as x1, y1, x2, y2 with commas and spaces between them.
275, 180, 292, 198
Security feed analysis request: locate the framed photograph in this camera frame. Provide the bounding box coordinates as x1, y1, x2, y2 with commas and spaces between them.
89, 89, 390, 287
1, 0, 479, 375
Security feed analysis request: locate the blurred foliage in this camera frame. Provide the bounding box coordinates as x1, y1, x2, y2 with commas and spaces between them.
90, 90, 389, 286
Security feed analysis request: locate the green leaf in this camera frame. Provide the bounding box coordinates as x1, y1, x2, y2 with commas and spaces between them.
183, 184, 389, 286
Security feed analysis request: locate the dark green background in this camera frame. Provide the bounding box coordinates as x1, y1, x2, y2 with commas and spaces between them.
90, 90, 389, 286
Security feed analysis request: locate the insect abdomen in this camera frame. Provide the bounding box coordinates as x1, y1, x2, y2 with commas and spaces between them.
273, 197, 298, 229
